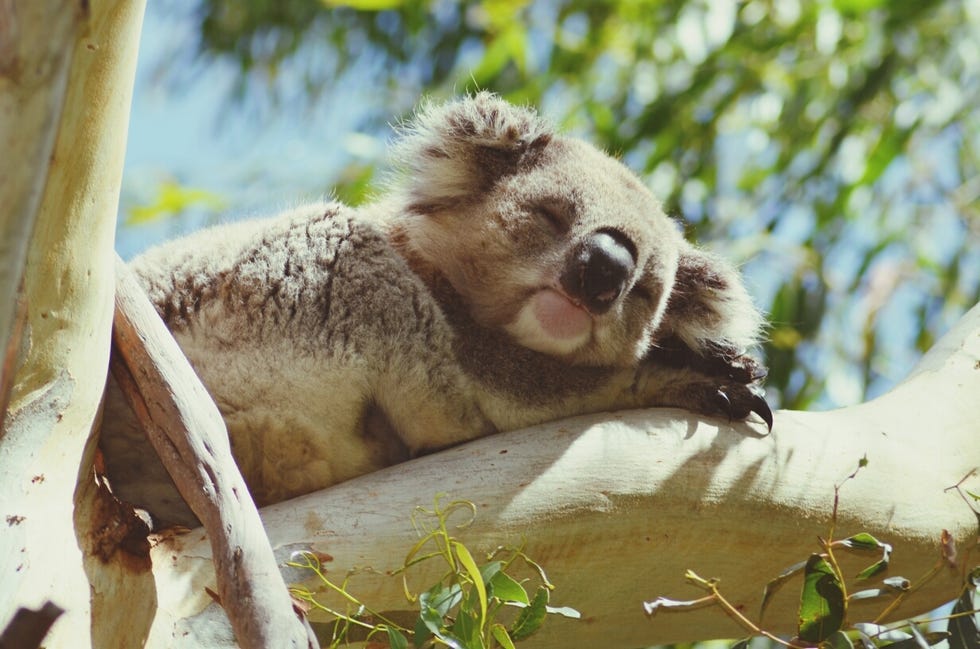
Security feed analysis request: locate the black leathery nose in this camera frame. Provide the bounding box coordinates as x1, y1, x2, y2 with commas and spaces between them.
561, 230, 636, 315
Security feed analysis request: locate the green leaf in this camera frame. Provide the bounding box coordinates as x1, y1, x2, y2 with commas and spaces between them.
413, 613, 432, 649
450, 609, 481, 648
332, 163, 376, 207
832, 0, 888, 15
453, 541, 488, 625
418, 600, 444, 637
510, 586, 548, 641
422, 582, 463, 619
840, 533, 885, 551
488, 571, 529, 605
491, 624, 517, 649
126, 180, 226, 226
761, 559, 807, 621
320, 0, 405, 9
386, 627, 410, 649
416, 583, 467, 648
471, 22, 527, 84
479, 561, 503, 584
836, 533, 892, 580
856, 558, 888, 580
798, 554, 845, 643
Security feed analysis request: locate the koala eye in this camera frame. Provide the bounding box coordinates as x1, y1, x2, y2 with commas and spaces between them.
535, 205, 568, 234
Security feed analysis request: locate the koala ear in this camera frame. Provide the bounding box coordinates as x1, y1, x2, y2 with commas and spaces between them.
391, 92, 554, 212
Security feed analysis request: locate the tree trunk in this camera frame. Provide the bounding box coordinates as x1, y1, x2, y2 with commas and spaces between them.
0, 1, 146, 647
144, 303, 980, 648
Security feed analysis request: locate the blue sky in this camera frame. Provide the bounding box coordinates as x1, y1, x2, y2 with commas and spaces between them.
118, 2, 381, 258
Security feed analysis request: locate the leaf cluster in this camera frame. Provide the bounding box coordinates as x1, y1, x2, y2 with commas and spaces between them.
288, 497, 579, 648
643, 461, 980, 649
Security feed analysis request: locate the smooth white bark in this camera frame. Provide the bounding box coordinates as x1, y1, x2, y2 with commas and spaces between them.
0, 0, 81, 433
145, 303, 980, 648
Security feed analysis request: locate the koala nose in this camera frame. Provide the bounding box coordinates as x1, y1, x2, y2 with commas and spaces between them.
561, 230, 636, 315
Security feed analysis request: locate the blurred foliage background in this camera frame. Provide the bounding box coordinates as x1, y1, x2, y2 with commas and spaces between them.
122, 0, 980, 411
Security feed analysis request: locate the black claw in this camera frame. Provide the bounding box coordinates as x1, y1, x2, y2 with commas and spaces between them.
715, 389, 733, 420
749, 389, 774, 432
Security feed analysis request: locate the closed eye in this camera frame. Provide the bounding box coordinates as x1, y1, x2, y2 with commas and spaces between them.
535, 205, 568, 234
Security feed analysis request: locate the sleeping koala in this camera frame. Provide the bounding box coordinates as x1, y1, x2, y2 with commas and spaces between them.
100, 93, 770, 527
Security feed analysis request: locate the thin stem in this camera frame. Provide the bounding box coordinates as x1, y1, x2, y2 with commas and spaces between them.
705, 584, 805, 649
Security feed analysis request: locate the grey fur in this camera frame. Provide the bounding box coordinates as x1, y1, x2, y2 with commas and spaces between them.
100, 93, 768, 527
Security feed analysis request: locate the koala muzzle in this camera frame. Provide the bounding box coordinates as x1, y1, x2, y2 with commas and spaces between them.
561, 230, 636, 315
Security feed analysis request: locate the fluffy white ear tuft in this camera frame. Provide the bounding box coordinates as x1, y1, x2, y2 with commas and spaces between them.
663, 247, 766, 354
390, 92, 554, 212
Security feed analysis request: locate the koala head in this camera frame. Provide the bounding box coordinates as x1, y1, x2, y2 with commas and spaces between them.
390, 93, 685, 367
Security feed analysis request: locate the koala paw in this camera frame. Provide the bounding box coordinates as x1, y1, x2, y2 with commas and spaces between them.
694, 344, 768, 385
647, 337, 773, 431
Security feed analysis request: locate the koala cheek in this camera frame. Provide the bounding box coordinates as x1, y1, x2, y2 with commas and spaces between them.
531, 289, 592, 340
505, 290, 592, 356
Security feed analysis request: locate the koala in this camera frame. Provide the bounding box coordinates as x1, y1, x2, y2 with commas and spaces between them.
100, 93, 770, 528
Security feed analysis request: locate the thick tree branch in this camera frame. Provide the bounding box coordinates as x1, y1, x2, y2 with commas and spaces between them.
111, 259, 318, 649
144, 303, 980, 648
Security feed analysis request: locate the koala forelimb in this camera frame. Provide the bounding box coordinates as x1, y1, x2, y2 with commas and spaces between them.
100, 93, 770, 527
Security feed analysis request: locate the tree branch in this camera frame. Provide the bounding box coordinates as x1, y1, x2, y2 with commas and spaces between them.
141, 303, 980, 648
111, 258, 318, 649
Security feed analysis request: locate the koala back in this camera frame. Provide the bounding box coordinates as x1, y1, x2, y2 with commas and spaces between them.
103, 202, 492, 524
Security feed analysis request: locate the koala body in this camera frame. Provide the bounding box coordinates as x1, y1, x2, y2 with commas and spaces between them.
100, 93, 769, 527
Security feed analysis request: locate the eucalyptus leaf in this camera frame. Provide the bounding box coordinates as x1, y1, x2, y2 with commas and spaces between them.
761, 558, 807, 621
798, 554, 845, 643
489, 570, 530, 605
386, 626, 409, 649
491, 624, 517, 649
510, 586, 549, 641
839, 533, 885, 551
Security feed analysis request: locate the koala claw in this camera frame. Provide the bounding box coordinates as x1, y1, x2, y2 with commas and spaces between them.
715, 389, 732, 414
748, 386, 774, 432
711, 383, 773, 432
